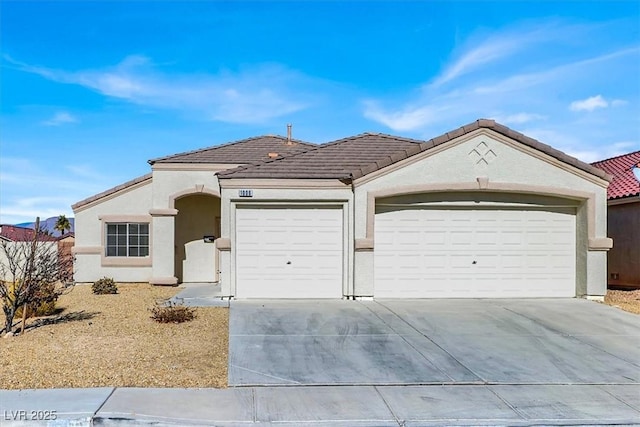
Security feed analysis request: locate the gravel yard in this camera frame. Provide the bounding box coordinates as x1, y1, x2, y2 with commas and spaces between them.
604, 288, 640, 315
0, 284, 228, 389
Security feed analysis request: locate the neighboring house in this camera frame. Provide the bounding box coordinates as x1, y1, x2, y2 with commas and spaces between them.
72, 119, 613, 299
0, 225, 58, 283
592, 151, 640, 288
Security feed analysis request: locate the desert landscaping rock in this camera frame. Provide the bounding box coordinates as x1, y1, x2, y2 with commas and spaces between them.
604, 289, 640, 314
0, 284, 228, 389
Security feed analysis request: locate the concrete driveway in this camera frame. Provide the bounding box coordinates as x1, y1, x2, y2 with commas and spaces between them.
229, 298, 640, 386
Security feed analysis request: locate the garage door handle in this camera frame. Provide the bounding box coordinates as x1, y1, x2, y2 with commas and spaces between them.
286, 261, 292, 265
472, 260, 477, 264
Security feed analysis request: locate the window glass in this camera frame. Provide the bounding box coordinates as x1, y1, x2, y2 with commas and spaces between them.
105, 222, 150, 257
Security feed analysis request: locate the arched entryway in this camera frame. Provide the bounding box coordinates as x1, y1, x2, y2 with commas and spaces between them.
174, 194, 221, 283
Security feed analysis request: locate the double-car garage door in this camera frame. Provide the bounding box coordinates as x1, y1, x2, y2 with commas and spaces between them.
374, 206, 576, 298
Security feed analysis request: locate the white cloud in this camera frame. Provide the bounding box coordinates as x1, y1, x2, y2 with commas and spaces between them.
431, 22, 562, 87
42, 111, 78, 126
569, 95, 609, 112
6, 55, 316, 125
363, 101, 438, 132
361, 15, 640, 152
611, 99, 628, 107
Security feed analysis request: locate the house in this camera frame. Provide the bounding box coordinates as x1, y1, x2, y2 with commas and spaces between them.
0, 225, 58, 283
592, 151, 640, 288
72, 119, 613, 299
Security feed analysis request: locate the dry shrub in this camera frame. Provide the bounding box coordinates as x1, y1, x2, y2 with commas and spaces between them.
150, 302, 196, 323
92, 277, 118, 295
11, 281, 58, 319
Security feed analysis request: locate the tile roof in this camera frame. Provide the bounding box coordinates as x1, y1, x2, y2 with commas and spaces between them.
72, 173, 153, 211
0, 225, 57, 242
217, 119, 611, 181
217, 132, 426, 179
148, 135, 316, 165
591, 151, 640, 200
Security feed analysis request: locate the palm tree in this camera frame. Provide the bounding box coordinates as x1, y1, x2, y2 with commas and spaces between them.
54, 215, 71, 237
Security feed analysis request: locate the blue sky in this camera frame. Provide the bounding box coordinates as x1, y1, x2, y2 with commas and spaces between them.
1, 1, 639, 224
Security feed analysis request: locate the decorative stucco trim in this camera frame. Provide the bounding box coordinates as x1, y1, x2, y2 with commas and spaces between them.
99, 214, 153, 222
588, 238, 614, 251
365, 182, 606, 251
355, 238, 374, 251
72, 246, 101, 254
149, 208, 179, 216
102, 257, 152, 267
149, 276, 179, 286
216, 238, 231, 251
219, 179, 349, 189
152, 163, 244, 171
168, 188, 220, 209
73, 175, 153, 213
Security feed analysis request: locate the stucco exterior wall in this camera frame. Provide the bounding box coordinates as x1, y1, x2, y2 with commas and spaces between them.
352, 130, 610, 298
149, 166, 230, 284
175, 194, 220, 281
607, 200, 640, 287
73, 181, 153, 283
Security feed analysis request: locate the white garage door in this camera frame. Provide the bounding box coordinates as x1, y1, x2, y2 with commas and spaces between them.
374, 207, 576, 298
235, 207, 343, 298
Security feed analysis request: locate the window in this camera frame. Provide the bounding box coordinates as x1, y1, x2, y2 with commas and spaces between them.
105, 223, 149, 257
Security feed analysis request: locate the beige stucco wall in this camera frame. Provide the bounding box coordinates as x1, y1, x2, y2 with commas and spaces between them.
175, 194, 220, 281
149, 166, 230, 284
218, 183, 353, 297
73, 180, 153, 283
607, 200, 640, 286
73, 165, 232, 284
352, 129, 610, 298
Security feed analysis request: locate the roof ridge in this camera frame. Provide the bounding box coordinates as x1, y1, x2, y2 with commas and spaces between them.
361, 131, 426, 144
591, 150, 640, 165
148, 135, 316, 164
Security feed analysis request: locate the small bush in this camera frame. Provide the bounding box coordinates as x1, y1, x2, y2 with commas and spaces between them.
150, 302, 195, 323
92, 277, 118, 295
10, 281, 58, 319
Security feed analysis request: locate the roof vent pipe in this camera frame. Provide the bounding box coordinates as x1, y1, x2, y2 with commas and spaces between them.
286, 123, 292, 145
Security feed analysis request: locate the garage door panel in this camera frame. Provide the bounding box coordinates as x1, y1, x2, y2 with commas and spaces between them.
236, 207, 343, 299
375, 207, 576, 298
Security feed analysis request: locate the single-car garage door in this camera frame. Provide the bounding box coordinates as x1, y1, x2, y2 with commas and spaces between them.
374, 207, 576, 298
236, 206, 343, 298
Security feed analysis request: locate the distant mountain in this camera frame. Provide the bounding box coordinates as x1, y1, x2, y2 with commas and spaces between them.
16, 217, 75, 237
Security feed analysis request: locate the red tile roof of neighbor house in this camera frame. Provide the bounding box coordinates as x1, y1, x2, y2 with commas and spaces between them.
217, 119, 611, 181
592, 150, 640, 200
148, 135, 316, 164
0, 225, 57, 242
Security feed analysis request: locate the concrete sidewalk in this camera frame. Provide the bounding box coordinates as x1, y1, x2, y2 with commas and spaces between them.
2, 384, 639, 426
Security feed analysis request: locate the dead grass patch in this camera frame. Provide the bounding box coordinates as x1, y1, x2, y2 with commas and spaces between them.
604, 289, 640, 315
0, 283, 228, 389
